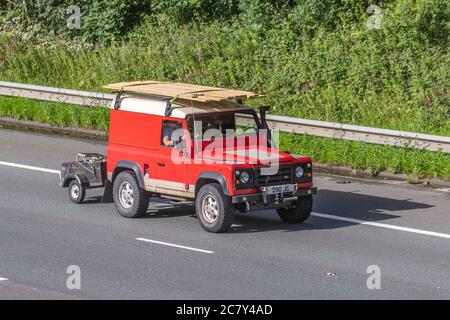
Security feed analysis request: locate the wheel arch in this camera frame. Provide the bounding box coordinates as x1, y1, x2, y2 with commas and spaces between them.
61, 173, 90, 188
112, 160, 145, 189
195, 172, 230, 197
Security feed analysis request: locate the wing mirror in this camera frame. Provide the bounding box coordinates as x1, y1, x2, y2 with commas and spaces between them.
174, 139, 186, 151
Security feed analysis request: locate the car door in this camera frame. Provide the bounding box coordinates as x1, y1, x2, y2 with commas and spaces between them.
147, 118, 190, 197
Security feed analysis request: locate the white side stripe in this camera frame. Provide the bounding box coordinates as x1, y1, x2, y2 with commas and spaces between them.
0, 277, 8, 281
0, 161, 60, 174
312, 213, 450, 239
136, 238, 214, 254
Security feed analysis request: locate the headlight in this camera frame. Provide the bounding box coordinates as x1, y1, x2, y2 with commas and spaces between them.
295, 166, 305, 178
240, 171, 250, 184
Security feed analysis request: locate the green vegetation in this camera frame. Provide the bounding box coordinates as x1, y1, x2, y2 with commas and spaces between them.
0, 1, 448, 178
281, 133, 450, 178
0, 96, 448, 179
0, 97, 109, 131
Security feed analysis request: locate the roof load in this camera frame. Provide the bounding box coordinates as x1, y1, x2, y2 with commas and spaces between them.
103, 81, 264, 103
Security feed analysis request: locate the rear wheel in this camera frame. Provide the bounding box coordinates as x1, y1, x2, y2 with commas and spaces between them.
277, 195, 312, 223
196, 183, 234, 233
113, 171, 149, 218
68, 180, 85, 204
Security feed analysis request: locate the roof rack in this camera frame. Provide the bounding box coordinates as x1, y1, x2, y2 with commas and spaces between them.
103, 81, 264, 103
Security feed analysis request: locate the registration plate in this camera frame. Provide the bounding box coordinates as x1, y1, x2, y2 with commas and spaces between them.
265, 184, 295, 195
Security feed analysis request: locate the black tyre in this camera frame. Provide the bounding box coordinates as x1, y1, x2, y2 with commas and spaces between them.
277, 195, 313, 223
113, 171, 149, 218
68, 180, 85, 204
195, 183, 234, 233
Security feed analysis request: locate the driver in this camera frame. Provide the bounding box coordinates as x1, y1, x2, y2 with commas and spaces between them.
162, 121, 183, 146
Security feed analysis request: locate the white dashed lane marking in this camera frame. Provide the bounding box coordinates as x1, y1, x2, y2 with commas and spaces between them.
136, 238, 214, 254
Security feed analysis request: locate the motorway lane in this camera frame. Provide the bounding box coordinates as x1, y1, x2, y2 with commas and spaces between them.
0, 128, 449, 299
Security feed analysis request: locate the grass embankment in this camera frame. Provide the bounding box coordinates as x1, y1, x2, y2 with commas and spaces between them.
0, 1, 448, 179
0, 97, 448, 179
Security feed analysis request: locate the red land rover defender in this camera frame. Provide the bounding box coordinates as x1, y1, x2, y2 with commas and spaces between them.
60, 81, 317, 233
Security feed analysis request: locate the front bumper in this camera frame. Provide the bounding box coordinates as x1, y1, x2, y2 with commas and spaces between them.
231, 187, 317, 204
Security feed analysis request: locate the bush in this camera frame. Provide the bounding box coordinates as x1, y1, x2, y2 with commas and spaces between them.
151, 0, 240, 23
0, 0, 152, 43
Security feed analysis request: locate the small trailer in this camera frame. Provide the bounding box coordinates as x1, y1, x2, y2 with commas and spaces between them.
60, 153, 107, 203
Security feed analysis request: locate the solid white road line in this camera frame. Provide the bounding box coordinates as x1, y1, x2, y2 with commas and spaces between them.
0, 277, 8, 281
312, 212, 450, 239
136, 238, 214, 254
0, 161, 60, 174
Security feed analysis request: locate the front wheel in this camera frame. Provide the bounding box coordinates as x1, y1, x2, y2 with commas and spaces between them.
196, 183, 234, 233
277, 195, 313, 223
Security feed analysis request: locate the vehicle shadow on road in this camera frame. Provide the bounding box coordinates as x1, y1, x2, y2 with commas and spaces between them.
314, 189, 433, 220
82, 195, 197, 218
82, 196, 104, 204
144, 198, 196, 219
229, 189, 434, 234
82, 190, 434, 233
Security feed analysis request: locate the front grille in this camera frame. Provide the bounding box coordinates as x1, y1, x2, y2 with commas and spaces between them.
255, 165, 294, 186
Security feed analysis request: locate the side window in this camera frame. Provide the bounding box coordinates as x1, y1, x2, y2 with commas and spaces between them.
161, 120, 182, 147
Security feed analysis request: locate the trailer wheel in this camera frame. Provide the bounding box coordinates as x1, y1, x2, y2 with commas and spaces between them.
196, 183, 234, 233
68, 180, 85, 204
277, 195, 312, 223
113, 171, 149, 218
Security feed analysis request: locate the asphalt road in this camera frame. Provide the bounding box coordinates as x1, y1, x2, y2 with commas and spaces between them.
0, 128, 449, 299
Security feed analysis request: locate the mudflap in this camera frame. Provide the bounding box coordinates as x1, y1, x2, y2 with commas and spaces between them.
101, 180, 114, 203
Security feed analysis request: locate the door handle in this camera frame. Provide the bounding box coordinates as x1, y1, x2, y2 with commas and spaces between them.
157, 162, 165, 167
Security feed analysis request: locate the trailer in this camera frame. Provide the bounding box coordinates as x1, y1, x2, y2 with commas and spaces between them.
60, 153, 107, 203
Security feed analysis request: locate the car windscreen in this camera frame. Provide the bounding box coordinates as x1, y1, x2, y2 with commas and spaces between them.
187, 111, 260, 139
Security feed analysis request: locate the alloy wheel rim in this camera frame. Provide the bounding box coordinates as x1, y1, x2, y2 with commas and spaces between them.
202, 194, 219, 224
119, 181, 134, 209
70, 184, 79, 199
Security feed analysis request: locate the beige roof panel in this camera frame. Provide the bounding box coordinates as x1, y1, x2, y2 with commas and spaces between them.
104, 81, 264, 102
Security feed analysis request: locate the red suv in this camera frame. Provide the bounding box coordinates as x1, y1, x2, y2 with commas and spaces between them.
60, 81, 317, 233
